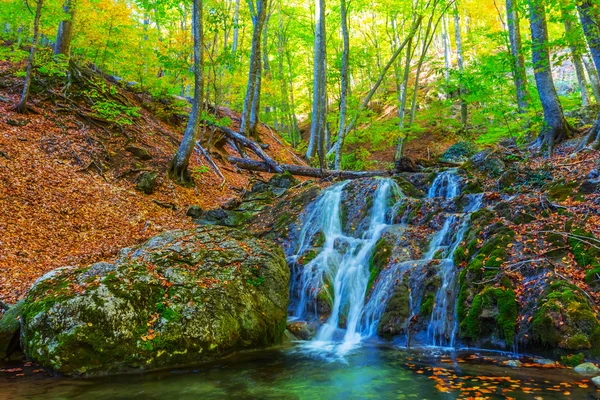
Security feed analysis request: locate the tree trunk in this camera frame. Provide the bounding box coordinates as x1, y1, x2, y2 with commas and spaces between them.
16, 0, 44, 114
168, 0, 204, 183
506, 0, 529, 113
442, 15, 451, 87
241, 0, 267, 138
528, 0, 572, 155
232, 0, 241, 54
563, 10, 591, 107
307, 0, 327, 167
454, 2, 468, 131
583, 54, 600, 103
228, 157, 389, 179
334, 0, 350, 170
54, 0, 76, 58
577, 0, 600, 149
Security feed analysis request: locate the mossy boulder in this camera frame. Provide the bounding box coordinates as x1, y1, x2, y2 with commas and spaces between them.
461, 286, 518, 348
0, 301, 24, 359
377, 281, 411, 339
531, 281, 600, 351
441, 141, 478, 164
20, 226, 289, 376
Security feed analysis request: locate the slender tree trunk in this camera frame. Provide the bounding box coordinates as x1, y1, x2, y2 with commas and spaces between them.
168, 0, 204, 182
334, 0, 350, 170
577, 0, 600, 149
563, 10, 591, 107
529, 0, 572, 155
583, 54, 600, 103
506, 0, 529, 113
54, 0, 76, 58
232, 0, 241, 54
442, 15, 451, 87
17, 0, 44, 114
454, 2, 468, 131
241, 0, 267, 137
307, 0, 327, 166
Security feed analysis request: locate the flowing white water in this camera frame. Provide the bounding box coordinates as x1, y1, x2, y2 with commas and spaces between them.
428, 169, 460, 199
289, 179, 401, 356
289, 171, 484, 356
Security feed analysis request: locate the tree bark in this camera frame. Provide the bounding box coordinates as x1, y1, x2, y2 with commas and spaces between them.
168, 0, 204, 182
307, 0, 327, 167
16, 0, 44, 114
563, 9, 591, 107
583, 54, 600, 103
528, 0, 572, 155
232, 0, 241, 54
454, 2, 468, 131
334, 0, 350, 170
241, 0, 267, 138
577, 0, 600, 149
506, 0, 529, 113
228, 157, 389, 179
54, 0, 76, 58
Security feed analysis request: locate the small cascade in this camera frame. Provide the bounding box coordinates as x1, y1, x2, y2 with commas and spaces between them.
425, 194, 483, 347
428, 169, 460, 199
288, 179, 402, 356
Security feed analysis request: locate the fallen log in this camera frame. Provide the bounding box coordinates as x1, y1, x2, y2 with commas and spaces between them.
228, 157, 391, 179
203, 121, 283, 173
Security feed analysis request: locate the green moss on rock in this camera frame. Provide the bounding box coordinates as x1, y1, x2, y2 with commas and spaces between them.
532, 281, 599, 350
20, 227, 290, 376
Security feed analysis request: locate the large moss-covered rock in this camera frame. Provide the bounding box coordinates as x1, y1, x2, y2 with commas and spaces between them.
20, 226, 289, 376
0, 301, 24, 359
532, 281, 600, 351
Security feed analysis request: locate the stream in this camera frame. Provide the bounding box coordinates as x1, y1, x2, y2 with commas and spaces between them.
0, 345, 597, 399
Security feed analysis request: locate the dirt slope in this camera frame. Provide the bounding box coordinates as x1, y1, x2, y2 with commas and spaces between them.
0, 60, 305, 303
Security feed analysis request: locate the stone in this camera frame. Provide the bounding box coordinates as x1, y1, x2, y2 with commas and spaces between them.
533, 357, 556, 366
504, 360, 523, 368
20, 226, 289, 376
0, 301, 24, 359
286, 321, 316, 341
136, 171, 157, 194
125, 146, 153, 161
395, 156, 419, 173
574, 362, 600, 374
498, 137, 517, 148
592, 376, 600, 388
186, 205, 203, 219
441, 141, 478, 164
469, 150, 506, 176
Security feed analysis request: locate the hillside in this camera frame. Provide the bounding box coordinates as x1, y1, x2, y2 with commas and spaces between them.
0, 59, 306, 304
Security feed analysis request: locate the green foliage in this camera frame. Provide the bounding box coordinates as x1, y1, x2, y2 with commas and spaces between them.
560, 353, 585, 367
0, 43, 28, 63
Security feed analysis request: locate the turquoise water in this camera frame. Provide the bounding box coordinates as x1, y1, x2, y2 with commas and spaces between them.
0, 345, 596, 399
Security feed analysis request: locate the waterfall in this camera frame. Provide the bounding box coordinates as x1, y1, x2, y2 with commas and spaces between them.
287, 170, 484, 356
288, 179, 402, 356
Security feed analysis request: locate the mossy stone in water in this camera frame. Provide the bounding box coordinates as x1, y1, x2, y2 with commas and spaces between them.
532, 281, 599, 351
0, 301, 24, 359
20, 227, 289, 376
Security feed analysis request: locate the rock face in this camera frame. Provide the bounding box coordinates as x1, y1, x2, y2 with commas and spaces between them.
20, 226, 289, 376
0, 301, 24, 359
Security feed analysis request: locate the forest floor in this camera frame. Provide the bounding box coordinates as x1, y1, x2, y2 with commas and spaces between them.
0, 59, 306, 303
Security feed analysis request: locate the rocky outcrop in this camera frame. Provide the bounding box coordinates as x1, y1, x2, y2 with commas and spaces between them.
20, 226, 289, 376
0, 301, 24, 360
